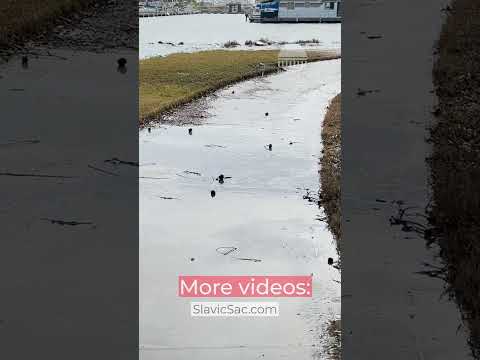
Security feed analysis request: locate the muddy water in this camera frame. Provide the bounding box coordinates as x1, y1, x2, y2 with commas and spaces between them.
140, 14, 341, 58
139, 60, 340, 359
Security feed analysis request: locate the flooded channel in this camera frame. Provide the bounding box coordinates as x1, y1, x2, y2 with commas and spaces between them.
140, 14, 341, 58
139, 59, 341, 359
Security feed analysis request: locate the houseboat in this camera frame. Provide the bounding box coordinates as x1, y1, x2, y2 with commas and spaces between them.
249, 0, 342, 23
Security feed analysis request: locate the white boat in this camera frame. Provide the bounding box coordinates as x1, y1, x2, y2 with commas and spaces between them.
251, 0, 342, 23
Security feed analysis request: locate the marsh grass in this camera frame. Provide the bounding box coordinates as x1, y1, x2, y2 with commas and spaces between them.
140, 50, 280, 124
139, 49, 340, 124
431, 0, 480, 356
320, 94, 341, 250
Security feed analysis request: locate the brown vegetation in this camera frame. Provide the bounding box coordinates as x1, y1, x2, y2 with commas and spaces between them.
140, 49, 339, 124
320, 94, 341, 250
430, 0, 480, 356
0, 0, 96, 47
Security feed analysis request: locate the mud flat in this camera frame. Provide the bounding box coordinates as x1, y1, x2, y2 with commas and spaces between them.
140, 60, 341, 360
0, 0, 137, 59
430, 0, 480, 356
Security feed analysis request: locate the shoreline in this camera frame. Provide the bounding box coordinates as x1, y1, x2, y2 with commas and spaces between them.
430, 0, 480, 356
0, 0, 137, 61
139, 49, 340, 126
320, 94, 341, 250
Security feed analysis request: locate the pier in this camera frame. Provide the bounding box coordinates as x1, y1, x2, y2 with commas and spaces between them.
139, 7, 196, 17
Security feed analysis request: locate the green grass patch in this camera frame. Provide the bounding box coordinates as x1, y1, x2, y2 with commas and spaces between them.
0, 0, 96, 47
140, 50, 280, 123
139, 49, 340, 124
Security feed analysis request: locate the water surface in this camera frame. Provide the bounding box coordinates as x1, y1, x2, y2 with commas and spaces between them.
140, 14, 340, 58
139, 60, 341, 359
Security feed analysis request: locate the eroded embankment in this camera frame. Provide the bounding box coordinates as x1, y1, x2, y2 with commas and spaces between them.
0, 0, 95, 49
0, 0, 137, 60
319, 94, 341, 360
139, 49, 340, 125
431, 0, 480, 356
320, 94, 341, 249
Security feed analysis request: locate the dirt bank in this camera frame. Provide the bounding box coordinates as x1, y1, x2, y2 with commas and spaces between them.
0, 0, 95, 47
0, 0, 137, 60
139, 49, 340, 125
320, 94, 341, 249
430, 0, 480, 357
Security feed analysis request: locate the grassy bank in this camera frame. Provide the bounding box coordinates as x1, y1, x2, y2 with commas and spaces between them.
139, 49, 340, 124
431, 0, 480, 356
320, 94, 341, 250
0, 0, 96, 47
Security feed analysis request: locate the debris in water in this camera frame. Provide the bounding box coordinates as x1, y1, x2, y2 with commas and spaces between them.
357, 88, 380, 97
21, 55, 28, 69
190, 257, 195, 262
105, 157, 139, 167
367, 35, 383, 40
236, 257, 262, 263
184, 170, 202, 176
188, 128, 193, 135
88, 164, 119, 176
266, 144, 272, 151
157, 196, 179, 200
117, 57, 127, 74
117, 57, 127, 67
0, 171, 74, 179
216, 247, 238, 256
139, 176, 168, 180
328, 257, 340, 269
204, 144, 226, 148
211, 190, 216, 198
389, 203, 428, 237
0, 139, 40, 147
148, 127, 151, 133
265, 112, 269, 116
41, 218, 93, 226
218, 174, 224, 184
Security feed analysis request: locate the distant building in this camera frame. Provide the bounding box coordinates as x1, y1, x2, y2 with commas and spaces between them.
250, 0, 342, 22
226, 2, 243, 13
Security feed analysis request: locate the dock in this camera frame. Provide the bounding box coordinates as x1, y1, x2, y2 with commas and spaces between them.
139, 7, 196, 17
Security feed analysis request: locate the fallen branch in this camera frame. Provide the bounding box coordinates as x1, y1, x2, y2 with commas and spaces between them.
0, 172, 75, 179
88, 164, 119, 176
41, 218, 93, 226
104, 157, 139, 167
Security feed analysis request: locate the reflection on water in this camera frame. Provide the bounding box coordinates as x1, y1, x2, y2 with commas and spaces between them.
140, 14, 341, 58
139, 60, 341, 359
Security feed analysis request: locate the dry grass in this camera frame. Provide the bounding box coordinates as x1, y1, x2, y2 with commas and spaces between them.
431, 0, 480, 356
326, 319, 341, 360
0, 0, 96, 47
139, 49, 340, 124
320, 94, 341, 252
